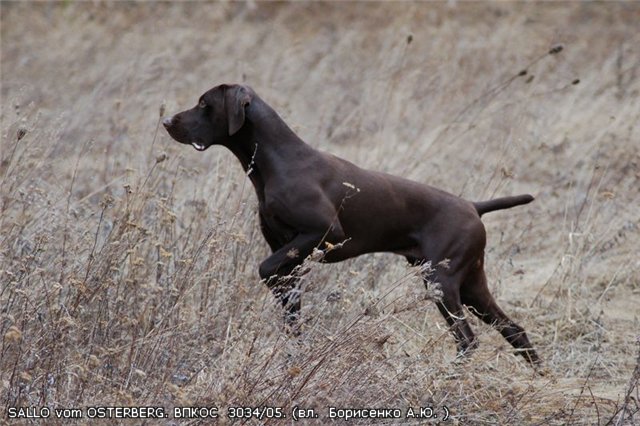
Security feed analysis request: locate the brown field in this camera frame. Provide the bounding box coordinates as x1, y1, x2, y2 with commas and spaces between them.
1, 2, 639, 425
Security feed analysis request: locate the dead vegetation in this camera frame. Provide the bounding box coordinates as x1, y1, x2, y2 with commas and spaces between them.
1, 2, 639, 425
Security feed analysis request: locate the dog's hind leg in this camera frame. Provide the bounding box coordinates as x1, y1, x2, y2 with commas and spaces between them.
427, 269, 479, 359
461, 268, 541, 366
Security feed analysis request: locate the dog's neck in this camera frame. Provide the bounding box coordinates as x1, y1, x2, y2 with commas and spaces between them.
226, 96, 313, 203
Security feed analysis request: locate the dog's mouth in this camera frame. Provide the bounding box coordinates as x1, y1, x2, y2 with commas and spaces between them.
191, 142, 208, 151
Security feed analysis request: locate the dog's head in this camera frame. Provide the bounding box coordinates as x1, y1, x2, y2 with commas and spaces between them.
163, 84, 252, 151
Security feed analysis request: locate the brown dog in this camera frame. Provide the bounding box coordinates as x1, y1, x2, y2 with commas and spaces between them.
163, 84, 540, 367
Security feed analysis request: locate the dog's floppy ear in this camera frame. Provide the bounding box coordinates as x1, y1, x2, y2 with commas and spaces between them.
225, 85, 252, 136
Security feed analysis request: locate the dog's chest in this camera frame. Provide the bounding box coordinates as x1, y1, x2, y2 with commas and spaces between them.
258, 206, 297, 245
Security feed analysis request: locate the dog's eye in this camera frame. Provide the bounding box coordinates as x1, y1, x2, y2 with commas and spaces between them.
198, 99, 207, 108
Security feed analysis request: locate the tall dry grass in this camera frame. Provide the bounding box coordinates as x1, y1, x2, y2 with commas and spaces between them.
1, 2, 639, 424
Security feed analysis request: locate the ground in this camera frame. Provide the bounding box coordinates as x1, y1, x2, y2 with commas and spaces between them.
1, 2, 639, 425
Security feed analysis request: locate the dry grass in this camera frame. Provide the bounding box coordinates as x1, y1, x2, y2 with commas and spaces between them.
1, 2, 639, 425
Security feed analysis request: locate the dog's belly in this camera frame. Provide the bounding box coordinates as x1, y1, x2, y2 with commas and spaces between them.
391, 246, 424, 258
321, 233, 422, 263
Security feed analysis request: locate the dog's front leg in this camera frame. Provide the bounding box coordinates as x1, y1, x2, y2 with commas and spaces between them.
258, 233, 324, 331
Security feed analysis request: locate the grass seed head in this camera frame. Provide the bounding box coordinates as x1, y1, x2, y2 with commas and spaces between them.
549, 44, 564, 55
17, 127, 27, 141
4, 326, 22, 342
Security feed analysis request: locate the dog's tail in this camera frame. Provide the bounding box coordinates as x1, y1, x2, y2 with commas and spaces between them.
473, 194, 534, 217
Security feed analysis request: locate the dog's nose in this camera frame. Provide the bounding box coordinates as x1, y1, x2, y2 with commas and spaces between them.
162, 116, 173, 128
